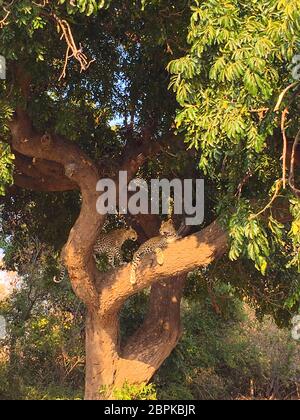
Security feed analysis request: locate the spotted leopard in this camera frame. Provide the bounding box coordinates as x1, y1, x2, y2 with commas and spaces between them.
130, 219, 178, 285
54, 227, 138, 283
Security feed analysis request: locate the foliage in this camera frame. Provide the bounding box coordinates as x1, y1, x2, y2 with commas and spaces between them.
0, 100, 14, 195
168, 0, 300, 279
112, 382, 157, 400
1, 274, 299, 400
58, 0, 111, 16
288, 199, 300, 271
0, 143, 14, 196
0, 0, 300, 400
0, 241, 85, 400
228, 200, 271, 275
156, 282, 300, 400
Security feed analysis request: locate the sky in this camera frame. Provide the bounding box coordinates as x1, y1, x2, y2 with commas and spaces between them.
0, 250, 17, 298
0, 315, 6, 340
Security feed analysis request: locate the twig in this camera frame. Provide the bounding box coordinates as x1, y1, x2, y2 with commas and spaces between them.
0, 1, 15, 28
274, 82, 299, 112
60, 46, 72, 81
250, 108, 269, 121
236, 170, 253, 198
52, 14, 95, 81
32, 0, 49, 7
0, 8, 10, 28
281, 108, 289, 189
249, 179, 283, 220
64, 357, 84, 379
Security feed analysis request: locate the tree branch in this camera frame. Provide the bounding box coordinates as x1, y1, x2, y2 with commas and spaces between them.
98, 221, 228, 315
9, 109, 104, 308
13, 173, 77, 192
121, 275, 185, 371
14, 152, 78, 191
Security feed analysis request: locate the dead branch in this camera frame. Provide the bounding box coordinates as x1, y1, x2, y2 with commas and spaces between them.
0, 1, 15, 28
281, 108, 289, 189
52, 14, 95, 81
274, 82, 299, 112
249, 179, 283, 220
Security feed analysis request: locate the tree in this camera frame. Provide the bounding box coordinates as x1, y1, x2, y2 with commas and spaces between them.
0, 0, 299, 400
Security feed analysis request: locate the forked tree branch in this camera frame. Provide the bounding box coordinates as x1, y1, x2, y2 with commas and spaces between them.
9, 108, 103, 308
98, 221, 228, 315
8, 109, 184, 311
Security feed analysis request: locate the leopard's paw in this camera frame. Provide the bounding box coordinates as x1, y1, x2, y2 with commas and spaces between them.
155, 248, 164, 266
130, 271, 137, 285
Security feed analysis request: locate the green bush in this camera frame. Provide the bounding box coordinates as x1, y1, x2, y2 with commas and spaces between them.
1, 279, 299, 400
112, 382, 157, 401
155, 283, 300, 400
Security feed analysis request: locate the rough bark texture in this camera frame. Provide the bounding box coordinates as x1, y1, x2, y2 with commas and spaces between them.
8, 109, 229, 400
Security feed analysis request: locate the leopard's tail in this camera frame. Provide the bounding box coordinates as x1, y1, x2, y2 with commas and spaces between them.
130, 255, 141, 285
53, 266, 66, 284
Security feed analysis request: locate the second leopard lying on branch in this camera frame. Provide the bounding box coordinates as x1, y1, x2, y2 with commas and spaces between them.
130, 219, 180, 285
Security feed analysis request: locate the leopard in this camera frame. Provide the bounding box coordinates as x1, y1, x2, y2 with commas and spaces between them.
130, 219, 178, 285
53, 227, 138, 283
93, 227, 138, 267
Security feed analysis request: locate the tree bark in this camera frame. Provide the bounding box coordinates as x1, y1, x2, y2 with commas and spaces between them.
84, 276, 187, 400
85, 311, 120, 400
8, 109, 230, 400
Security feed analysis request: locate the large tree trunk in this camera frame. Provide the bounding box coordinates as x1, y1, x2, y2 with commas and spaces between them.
9, 109, 229, 400
85, 312, 120, 400
85, 275, 186, 400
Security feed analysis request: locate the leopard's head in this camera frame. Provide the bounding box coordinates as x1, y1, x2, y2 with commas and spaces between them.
159, 219, 177, 238
127, 228, 138, 242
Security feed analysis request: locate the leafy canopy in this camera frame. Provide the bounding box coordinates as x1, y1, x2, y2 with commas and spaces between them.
168, 0, 300, 284
0, 0, 299, 320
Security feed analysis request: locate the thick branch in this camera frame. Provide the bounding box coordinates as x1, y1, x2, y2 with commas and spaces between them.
13, 173, 77, 192
120, 275, 186, 379
117, 131, 179, 181
120, 140, 162, 180
98, 221, 228, 315
14, 152, 78, 191
9, 109, 104, 308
